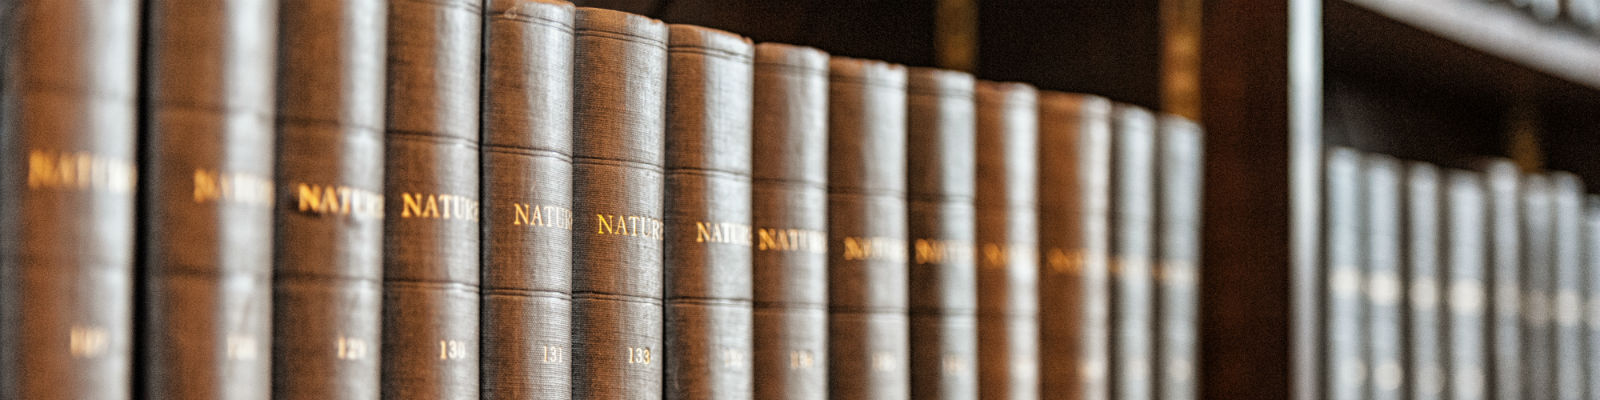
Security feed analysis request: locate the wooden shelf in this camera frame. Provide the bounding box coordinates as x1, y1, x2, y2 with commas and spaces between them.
1332, 0, 1600, 93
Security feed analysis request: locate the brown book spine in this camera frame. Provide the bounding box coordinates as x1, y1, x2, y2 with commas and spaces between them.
140, 0, 278, 398
1155, 114, 1203, 400
1037, 93, 1114, 400
382, 0, 484, 397
569, 8, 668, 400
0, 1, 141, 398
974, 81, 1040, 400
905, 67, 978, 400
826, 57, 910, 400
271, 0, 388, 398
750, 42, 831, 400
480, 1, 575, 399
662, 24, 756, 400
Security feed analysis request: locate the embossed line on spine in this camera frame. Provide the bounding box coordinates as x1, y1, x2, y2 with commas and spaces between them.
753, 176, 826, 190
490, 10, 574, 32
754, 61, 826, 76
483, 143, 574, 162
907, 192, 976, 203
829, 305, 911, 314
572, 156, 665, 173
668, 167, 751, 180
669, 297, 754, 306
906, 87, 973, 99
574, 28, 666, 49
278, 114, 385, 136
755, 302, 828, 311
384, 279, 484, 291
152, 99, 275, 123
572, 291, 665, 305
667, 45, 753, 63
274, 270, 384, 284
485, 287, 572, 300
387, 129, 483, 148
827, 187, 907, 197
828, 75, 906, 90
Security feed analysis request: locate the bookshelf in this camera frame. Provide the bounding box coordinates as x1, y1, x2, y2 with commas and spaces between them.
568, 1, 1600, 399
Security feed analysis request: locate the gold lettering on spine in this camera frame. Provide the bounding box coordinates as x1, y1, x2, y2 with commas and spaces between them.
511, 203, 572, 229
756, 228, 827, 254
295, 183, 383, 218
1045, 248, 1088, 275
192, 169, 274, 206
913, 239, 975, 265
981, 243, 1039, 269
840, 236, 910, 262
694, 221, 753, 246
26, 149, 137, 194
398, 193, 479, 221
69, 325, 109, 359
594, 213, 664, 240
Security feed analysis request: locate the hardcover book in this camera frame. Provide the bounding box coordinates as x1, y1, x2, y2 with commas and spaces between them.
750, 42, 831, 400
569, 7, 668, 400
1110, 104, 1157, 400
140, 0, 278, 397
480, 1, 576, 398
1444, 169, 1487, 400
1406, 162, 1444, 400
826, 56, 910, 400
271, 0, 388, 397
1549, 173, 1584, 400
1155, 114, 1203, 400
1325, 148, 1366, 400
1037, 93, 1113, 400
0, 1, 141, 397
662, 24, 756, 400
974, 81, 1040, 400
1482, 159, 1522, 400
382, 0, 485, 397
905, 67, 978, 400
1519, 174, 1554, 400
1362, 155, 1404, 400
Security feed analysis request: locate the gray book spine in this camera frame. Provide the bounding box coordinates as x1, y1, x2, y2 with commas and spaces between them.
1036, 93, 1113, 400
1583, 195, 1600, 400
1484, 160, 1521, 400
1363, 155, 1404, 400
0, 1, 141, 398
1444, 170, 1488, 400
140, 0, 279, 398
974, 81, 1040, 400
826, 57, 910, 400
569, 8, 668, 400
1519, 174, 1554, 400
1406, 162, 1444, 400
662, 24, 756, 400
1110, 105, 1157, 400
1325, 148, 1366, 400
1155, 114, 1203, 400
480, 1, 575, 399
1549, 173, 1585, 400
750, 42, 830, 400
271, 0, 388, 397
905, 67, 978, 400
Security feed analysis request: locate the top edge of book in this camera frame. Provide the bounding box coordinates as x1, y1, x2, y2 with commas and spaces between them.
490, 0, 576, 25
754, 43, 829, 72
1038, 91, 1113, 114
576, 7, 666, 43
975, 80, 1038, 105
668, 24, 754, 57
829, 56, 907, 87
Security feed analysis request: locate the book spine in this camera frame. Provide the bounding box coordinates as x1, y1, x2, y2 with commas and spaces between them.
1519, 174, 1554, 400
382, 0, 484, 397
662, 24, 756, 400
974, 81, 1040, 400
479, 1, 575, 399
271, 0, 387, 398
1444, 170, 1488, 400
1549, 173, 1585, 400
140, 0, 278, 398
1584, 195, 1600, 400
1484, 160, 1521, 400
826, 57, 910, 400
1405, 162, 1444, 400
1324, 148, 1366, 400
1362, 155, 1404, 400
905, 67, 978, 400
1110, 104, 1157, 400
0, 1, 141, 398
750, 42, 830, 400
1156, 114, 1202, 400
570, 8, 668, 400
1037, 93, 1113, 400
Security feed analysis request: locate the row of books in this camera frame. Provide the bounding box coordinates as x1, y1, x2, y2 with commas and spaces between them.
0, 0, 1203, 399
1493, 0, 1600, 31
1320, 148, 1600, 400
